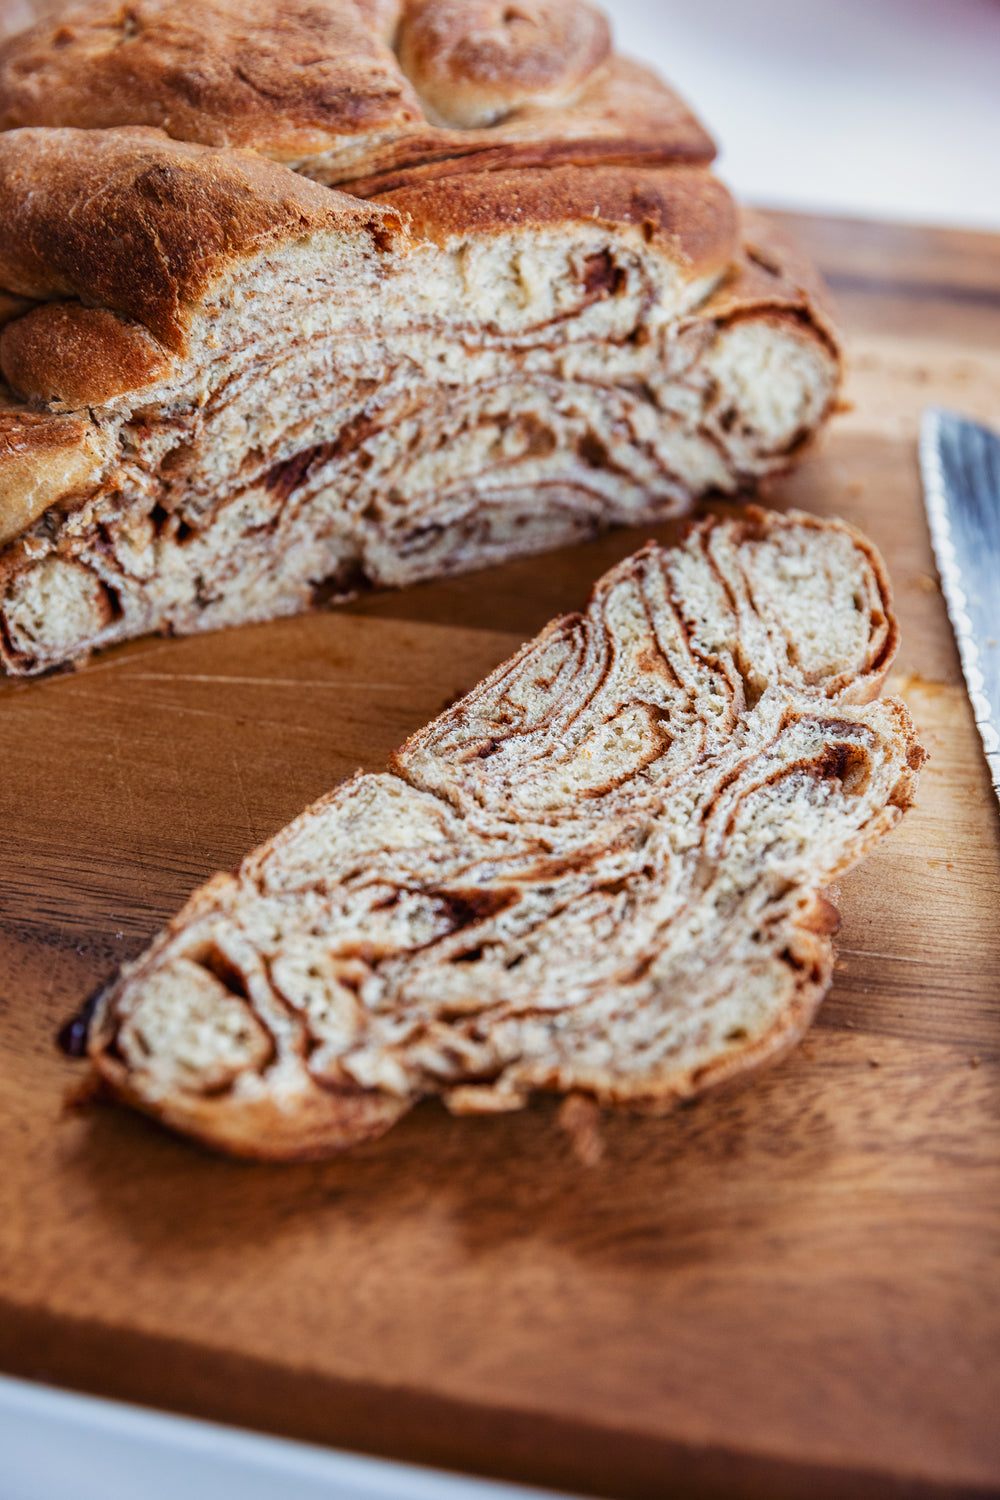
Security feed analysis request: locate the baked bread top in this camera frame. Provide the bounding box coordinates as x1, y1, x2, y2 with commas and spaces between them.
0, 0, 714, 187
0, 126, 733, 358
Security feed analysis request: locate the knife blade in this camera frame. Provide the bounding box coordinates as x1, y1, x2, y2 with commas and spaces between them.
919, 408, 1000, 807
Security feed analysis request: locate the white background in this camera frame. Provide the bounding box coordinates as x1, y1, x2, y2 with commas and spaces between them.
3, 2, 998, 1498
609, 0, 1000, 230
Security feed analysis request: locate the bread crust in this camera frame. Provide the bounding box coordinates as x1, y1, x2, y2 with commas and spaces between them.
0, 0, 425, 154
0, 303, 175, 406
297, 54, 716, 191
396, 0, 611, 129
0, 0, 715, 181
370, 162, 739, 278
0, 288, 36, 328
0, 388, 112, 547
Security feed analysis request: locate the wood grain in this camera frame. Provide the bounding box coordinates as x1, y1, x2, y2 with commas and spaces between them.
1, 213, 999, 1500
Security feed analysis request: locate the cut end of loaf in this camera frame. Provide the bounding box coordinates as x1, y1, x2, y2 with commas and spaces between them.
82, 511, 922, 1160
0, 1, 842, 677
0, 147, 840, 677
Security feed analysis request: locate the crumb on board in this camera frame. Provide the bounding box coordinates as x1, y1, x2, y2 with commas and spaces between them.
557, 1093, 605, 1166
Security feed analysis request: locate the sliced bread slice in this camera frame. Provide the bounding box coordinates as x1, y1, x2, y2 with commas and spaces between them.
83, 509, 923, 1159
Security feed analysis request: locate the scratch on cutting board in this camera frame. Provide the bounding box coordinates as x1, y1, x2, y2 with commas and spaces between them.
0, 638, 181, 693
60, 639, 181, 677
110, 716, 155, 912
231, 746, 258, 846
120, 673, 410, 690
167, 721, 201, 865
50, 686, 318, 733
839, 947, 932, 966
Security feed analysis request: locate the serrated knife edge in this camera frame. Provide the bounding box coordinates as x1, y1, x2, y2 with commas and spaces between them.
919, 407, 1000, 808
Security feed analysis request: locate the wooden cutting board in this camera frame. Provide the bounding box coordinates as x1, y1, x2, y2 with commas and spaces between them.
1, 212, 998, 1500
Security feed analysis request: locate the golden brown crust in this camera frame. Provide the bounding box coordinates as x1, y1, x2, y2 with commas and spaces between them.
337, 55, 716, 194
0, 386, 112, 546
0, 126, 402, 349
96, 1055, 410, 1161
0, 0, 715, 178
396, 0, 611, 129
0, 0, 68, 39
354, 0, 404, 39
0, 0, 424, 156
0, 302, 175, 406
371, 162, 740, 277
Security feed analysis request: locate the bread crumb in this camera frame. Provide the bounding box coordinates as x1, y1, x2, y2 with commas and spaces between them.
558, 1093, 604, 1166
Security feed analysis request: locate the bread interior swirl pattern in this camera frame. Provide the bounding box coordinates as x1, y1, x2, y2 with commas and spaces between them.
0, 125, 839, 675
84, 511, 923, 1160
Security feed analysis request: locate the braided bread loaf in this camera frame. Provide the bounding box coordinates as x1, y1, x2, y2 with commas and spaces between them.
0, 0, 711, 186
0, 0, 841, 673
83, 511, 923, 1159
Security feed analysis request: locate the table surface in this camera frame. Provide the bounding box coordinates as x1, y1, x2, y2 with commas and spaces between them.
1, 212, 999, 1500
